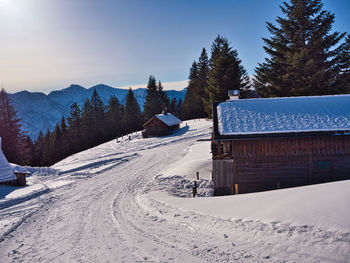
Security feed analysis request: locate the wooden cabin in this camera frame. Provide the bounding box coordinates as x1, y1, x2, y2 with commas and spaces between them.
211, 94, 350, 195
10, 164, 30, 186
0, 137, 30, 186
142, 112, 181, 138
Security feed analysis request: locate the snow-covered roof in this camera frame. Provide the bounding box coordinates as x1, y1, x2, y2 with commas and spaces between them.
10, 163, 31, 175
215, 94, 350, 136
0, 143, 16, 183
155, 113, 181, 127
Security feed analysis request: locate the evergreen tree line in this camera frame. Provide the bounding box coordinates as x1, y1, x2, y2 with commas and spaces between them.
32, 86, 182, 166
183, 0, 350, 120
33, 89, 128, 166
0, 85, 183, 167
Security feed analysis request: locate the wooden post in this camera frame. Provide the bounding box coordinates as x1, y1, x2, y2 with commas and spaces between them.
193, 181, 197, 197
233, 159, 237, 194
196, 172, 199, 180
234, 184, 239, 195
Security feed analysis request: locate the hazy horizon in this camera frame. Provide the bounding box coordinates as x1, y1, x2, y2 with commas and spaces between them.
5, 80, 189, 95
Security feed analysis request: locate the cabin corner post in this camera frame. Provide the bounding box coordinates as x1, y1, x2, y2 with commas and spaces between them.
232, 159, 238, 194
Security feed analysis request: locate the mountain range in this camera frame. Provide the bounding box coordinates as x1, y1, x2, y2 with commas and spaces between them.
8, 84, 187, 140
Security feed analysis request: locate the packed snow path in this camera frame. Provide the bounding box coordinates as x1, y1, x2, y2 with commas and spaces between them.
0, 120, 349, 262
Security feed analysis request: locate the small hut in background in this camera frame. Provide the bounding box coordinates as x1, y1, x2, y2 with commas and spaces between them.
211, 92, 350, 195
0, 137, 17, 185
142, 112, 181, 138
10, 164, 31, 186
0, 137, 30, 186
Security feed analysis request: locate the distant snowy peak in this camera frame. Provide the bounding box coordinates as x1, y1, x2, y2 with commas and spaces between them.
49, 84, 87, 96
9, 83, 187, 140
89, 84, 115, 91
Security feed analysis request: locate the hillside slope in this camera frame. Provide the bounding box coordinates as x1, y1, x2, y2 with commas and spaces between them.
0, 119, 348, 262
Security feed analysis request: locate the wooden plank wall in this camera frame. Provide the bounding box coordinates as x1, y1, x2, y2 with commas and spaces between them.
212, 135, 350, 195
212, 160, 234, 195
0, 174, 26, 186
213, 135, 350, 159
144, 118, 169, 135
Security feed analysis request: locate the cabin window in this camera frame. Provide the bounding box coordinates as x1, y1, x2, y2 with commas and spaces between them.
316, 160, 331, 170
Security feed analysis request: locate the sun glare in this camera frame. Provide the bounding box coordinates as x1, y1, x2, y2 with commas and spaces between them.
0, 0, 10, 7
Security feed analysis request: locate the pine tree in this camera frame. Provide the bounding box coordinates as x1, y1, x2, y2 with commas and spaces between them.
81, 98, 94, 148
60, 116, 68, 158
90, 89, 105, 142
197, 48, 210, 117
119, 104, 126, 135
106, 95, 124, 138
34, 131, 44, 165
204, 35, 250, 116
50, 123, 63, 163
254, 0, 349, 97
125, 88, 142, 133
176, 98, 183, 120
0, 88, 26, 164
22, 136, 34, 166
182, 49, 210, 120
41, 129, 52, 166
333, 35, 350, 93
182, 61, 199, 120
67, 102, 82, 153
143, 75, 162, 121
169, 98, 177, 115
158, 81, 170, 110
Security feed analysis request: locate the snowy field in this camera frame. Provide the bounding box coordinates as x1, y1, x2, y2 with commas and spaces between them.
0, 119, 349, 262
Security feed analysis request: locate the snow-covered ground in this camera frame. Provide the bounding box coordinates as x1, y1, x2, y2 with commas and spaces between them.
0, 119, 349, 262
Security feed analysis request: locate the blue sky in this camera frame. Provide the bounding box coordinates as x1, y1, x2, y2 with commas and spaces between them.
0, 0, 349, 93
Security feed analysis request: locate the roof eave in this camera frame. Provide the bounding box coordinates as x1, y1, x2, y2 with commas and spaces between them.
143, 116, 157, 128
212, 130, 350, 141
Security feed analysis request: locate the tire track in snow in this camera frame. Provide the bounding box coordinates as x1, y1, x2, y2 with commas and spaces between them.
107, 123, 257, 262
110, 158, 205, 262
106, 124, 215, 262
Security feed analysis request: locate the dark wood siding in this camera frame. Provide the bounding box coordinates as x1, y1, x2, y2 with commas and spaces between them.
143, 117, 170, 136
213, 136, 350, 158
213, 160, 234, 195
212, 135, 350, 195
0, 173, 27, 186
143, 116, 180, 137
